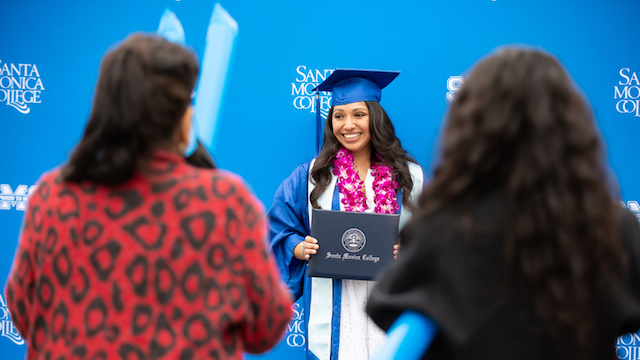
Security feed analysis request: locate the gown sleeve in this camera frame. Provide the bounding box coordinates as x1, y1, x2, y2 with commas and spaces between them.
267, 160, 312, 301
368, 199, 640, 356
365, 214, 440, 332
366, 197, 516, 345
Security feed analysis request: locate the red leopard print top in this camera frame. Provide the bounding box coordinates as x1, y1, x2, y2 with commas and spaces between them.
5, 151, 292, 360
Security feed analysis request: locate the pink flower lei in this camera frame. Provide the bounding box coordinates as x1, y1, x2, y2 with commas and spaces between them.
332, 148, 399, 214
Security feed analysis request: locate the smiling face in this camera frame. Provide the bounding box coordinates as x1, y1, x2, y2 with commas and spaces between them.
331, 101, 371, 157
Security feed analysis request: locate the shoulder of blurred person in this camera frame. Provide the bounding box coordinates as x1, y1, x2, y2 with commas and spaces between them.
12, 148, 292, 358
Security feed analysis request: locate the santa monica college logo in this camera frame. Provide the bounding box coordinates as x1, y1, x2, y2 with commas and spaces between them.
286, 303, 305, 348
0, 295, 24, 345
342, 228, 366, 253
0, 60, 44, 114
623, 201, 640, 223
291, 65, 333, 120
446, 76, 465, 101
0, 184, 36, 211
617, 332, 640, 360
614, 68, 640, 117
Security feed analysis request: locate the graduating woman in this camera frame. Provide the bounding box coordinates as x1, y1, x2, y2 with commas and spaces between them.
269, 69, 425, 360
367, 48, 640, 359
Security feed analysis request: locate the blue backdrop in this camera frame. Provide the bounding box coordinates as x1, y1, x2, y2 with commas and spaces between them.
2, 1, 640, 359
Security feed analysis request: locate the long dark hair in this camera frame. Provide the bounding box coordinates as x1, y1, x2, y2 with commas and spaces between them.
419, 47, 624, 357
61, 34, 199, 185
310, 101, 416, 212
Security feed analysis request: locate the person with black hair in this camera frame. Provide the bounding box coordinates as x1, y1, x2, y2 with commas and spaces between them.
366, 47, 640, 360
268, 69, 425, 360
5, 33, 292, 360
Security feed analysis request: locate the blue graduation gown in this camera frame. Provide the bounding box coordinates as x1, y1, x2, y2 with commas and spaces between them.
268, 159, 424, 360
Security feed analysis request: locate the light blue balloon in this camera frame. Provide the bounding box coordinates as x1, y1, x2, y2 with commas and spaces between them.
193, 3, 238, 157
157, 4, 237, 157
157, 8, 186, 46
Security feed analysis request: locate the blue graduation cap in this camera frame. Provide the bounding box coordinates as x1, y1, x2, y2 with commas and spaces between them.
312, 69, 400, 155
313, 69, 400, 106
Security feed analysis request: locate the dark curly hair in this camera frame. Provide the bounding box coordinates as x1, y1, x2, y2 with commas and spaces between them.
62, 33, 199, 185
310, 101, 417, 212
419, 47, 624, 358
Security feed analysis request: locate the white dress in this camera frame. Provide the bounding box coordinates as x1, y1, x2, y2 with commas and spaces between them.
337, 169, 387, 360
276, 159, 423, 360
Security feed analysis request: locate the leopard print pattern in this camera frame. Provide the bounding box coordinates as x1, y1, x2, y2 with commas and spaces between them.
6, 152, 292, 360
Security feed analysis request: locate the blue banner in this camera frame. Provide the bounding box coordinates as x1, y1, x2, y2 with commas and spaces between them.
1, 1, 639, 359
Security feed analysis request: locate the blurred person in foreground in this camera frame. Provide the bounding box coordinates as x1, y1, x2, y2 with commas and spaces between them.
5, 33, 292, 360
366, 47, 640, 360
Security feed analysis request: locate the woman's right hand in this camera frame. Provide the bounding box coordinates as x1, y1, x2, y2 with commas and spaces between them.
296, 236, 319, 260
394, 244, 400, 260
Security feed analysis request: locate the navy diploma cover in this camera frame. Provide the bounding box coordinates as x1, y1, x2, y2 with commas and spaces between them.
308, 209, 400, 280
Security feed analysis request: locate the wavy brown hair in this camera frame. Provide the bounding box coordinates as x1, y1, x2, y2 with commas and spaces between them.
419, 47, 624, 357
310, 101, 417, 212
62, 34, 199, 185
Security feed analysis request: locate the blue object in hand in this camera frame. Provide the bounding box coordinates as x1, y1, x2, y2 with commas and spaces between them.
371, 311, 438, 360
